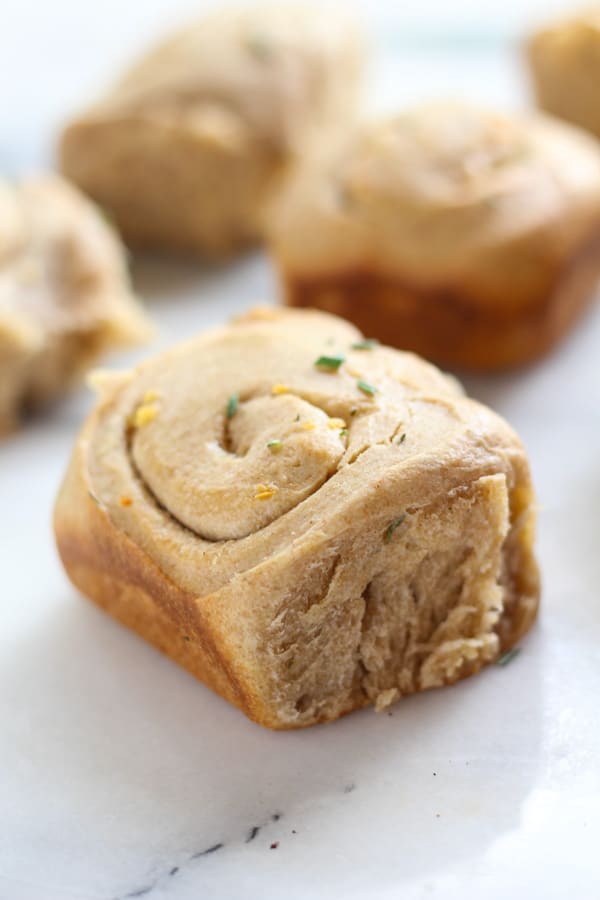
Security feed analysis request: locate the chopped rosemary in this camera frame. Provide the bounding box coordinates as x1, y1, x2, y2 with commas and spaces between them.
267, 439, 283, 453
351, 339, 380, 351
357, 379, 377, 396
384, 514, 406, 544
496, 647, 521, 667
314, 354, 345, 372
226, 393, 239, 419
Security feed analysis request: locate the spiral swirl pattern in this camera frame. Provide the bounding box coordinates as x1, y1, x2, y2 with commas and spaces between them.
56, 307, 539, 728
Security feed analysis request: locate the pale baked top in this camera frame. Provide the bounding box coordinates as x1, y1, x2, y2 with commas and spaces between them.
68, 3, 364, 153
530, 7, 600, 54
82, 307, 528, 598
266, 102, 600, 306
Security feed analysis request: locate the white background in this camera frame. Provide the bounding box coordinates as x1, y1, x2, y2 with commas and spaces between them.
2, 2, 600, 899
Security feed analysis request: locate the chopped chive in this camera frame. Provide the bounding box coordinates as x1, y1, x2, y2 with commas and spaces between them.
226, 393, 239, 419
339, 429, 348, 438
397, 433, 406, 444
267, 439, 283, 453
357, 379, 377, 396
496, 647, 520, 667
334, 180, 353, 208
98, 204, 115, 226
314, 354, 345, 371
351, 339, 380, 351
245, 32, 273, 61
384, 514, 406, 544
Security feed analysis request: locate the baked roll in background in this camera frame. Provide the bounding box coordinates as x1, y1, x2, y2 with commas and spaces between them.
59, 4, 364, 257
0, 175, 151, 436
527, 8, 600, 140
266, 102, 600, 370
54, 307, 539, 729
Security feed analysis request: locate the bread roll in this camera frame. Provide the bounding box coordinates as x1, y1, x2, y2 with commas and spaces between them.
60, 4, 364, 256
266, 102, 600, 370
528, 9, 600, 140
0, 175, 150, 436
54, 307, 539, 729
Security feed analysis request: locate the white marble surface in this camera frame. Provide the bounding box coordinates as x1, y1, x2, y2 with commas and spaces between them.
2, 3, 600, 899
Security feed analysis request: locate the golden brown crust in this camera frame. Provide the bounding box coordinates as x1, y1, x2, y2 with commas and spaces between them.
54, 307, 539, 729
279, 224, 600, 370
527, 10, 600, 140
54, 433, 265, 722
266, 102, 600, 369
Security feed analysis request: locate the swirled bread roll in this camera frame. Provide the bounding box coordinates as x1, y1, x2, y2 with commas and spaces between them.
59, 4, 364, 256
0, 175, 150, 436
528, 9, 600, 140
54, 307, 539, 729
266, 102, 600, 370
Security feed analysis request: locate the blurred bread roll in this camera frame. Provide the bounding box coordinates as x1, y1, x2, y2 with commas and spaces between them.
266, 102, 600, 370
528, 8, 600, 139
0, 174, 150, 435
60, 4, 364, 256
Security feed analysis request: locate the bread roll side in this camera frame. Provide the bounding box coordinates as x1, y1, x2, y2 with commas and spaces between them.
277, 225, 600, 370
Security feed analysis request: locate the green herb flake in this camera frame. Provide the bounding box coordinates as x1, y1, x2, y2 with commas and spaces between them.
397, 432, 406, 445
98, 204, 116, 226
351, 339, 380, 351
357, 379, 377, 397
294, 414, 300, 422
339, 429, 348, 438
509, 146, 531, 164
314, 355, 345, 372
267, 439, 283, 453
245, 31, 273, 61
335, 181, 353, 209
496, 647, 521, 667
384, 514, 406, 544
226, 393, 239, 419
350, 407, 359, 416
